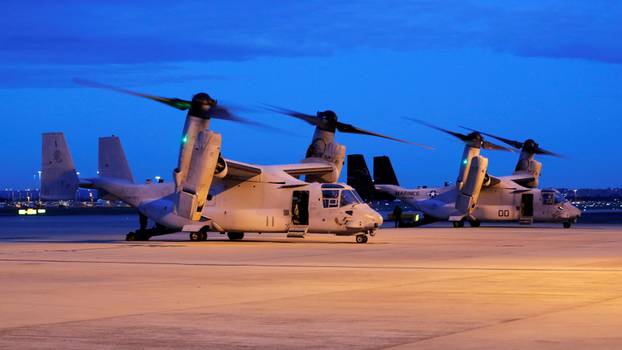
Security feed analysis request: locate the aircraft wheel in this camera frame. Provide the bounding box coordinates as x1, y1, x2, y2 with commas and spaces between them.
227, 232, 245, 240
127, 231, 150, 241
452, 220, 465, 228
199, 227, 209, 241
356, 234, 368, 244
189, 232, 202, 241
126, 232, 137, 241
563, 221, 572, 229
469, 220, 481, 227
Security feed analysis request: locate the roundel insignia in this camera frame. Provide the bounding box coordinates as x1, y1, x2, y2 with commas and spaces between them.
53, 150, 63, 163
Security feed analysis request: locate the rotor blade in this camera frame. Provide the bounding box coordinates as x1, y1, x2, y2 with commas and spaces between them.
260, 104, 319, 126
210, 105, 275, 129
461, 126, 563, 157
482, 140, 514, 152
535, 147, 564, 158
335, 122, 433, 149
459, 126, 524, 149
405, 117, 470, 142
73, 78, 192, 110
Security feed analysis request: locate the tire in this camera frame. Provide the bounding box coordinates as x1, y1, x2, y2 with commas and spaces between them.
127, 232, 150, 241
189, 232, 201, 241
356, 234, 368, 244
563, 221, 572, 229
469, 220, 481, 228
452, 220, 464, 228
227, 232, 245, 240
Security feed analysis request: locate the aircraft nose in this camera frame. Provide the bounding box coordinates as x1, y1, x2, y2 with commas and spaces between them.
370, 211, 383, 228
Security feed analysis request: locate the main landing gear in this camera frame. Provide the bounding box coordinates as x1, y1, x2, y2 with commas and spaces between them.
126, 225, 178, 241
452, 220, 465, 228
227, 232, 245, 241
563, 221, 572, 229
468, 219, 481, 227
126, 230, 151, 241
355, 234, 368, 244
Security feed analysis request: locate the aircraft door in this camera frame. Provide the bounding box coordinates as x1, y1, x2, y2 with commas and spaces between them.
291, 191, 309, 225
521, 193, 534, 218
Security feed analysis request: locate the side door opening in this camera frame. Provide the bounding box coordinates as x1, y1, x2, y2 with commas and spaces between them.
521, 193, 534, 218
291, 190, 309, 225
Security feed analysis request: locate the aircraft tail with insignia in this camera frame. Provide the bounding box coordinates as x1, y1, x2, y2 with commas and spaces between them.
41, 132, 79, 200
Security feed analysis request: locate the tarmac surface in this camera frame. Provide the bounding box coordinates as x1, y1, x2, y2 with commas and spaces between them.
1, 216, 622, 349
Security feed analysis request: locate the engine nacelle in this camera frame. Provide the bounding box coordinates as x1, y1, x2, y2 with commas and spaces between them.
174, 115, 211, 189
305, 142, 345, 183
455, 146, 481, 191
175, 130, 222, 221
455, 155, 488, 215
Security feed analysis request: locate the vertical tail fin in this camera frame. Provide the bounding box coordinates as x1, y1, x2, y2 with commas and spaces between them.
99, 136, 133, 182
373, 156, 400, 186
346, 154, 374, 201
41, 132, 79, 200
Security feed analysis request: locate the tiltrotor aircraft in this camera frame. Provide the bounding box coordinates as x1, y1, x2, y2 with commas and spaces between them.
460, 127, 563, 188
40, 81, 426, 243
347, 120, 581, 228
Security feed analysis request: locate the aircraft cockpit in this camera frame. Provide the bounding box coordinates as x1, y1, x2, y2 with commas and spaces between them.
321, 184, 364, 208
541, 190, 567, 205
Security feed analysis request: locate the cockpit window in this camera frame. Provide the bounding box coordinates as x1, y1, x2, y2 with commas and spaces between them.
351, 190, 364, 203
340, 190, 361, 207
322, 190, 339, 208
543, 191, 566, 205
542, 192, 554, 205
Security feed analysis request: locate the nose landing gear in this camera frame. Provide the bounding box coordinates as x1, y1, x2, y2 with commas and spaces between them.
355, 234, 368, 244
189, 231, 208, 241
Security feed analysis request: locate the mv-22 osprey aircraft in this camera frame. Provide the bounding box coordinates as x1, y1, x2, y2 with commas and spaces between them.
348, 120, 581, 228
41, 81, 428, 243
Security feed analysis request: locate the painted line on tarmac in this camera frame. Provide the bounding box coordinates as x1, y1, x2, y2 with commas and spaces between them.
1, 258, 622, 273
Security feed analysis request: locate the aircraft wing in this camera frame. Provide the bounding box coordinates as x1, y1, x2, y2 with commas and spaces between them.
224, 159, 263, 179
498, 174, 537, 188
277, 163, 335, 177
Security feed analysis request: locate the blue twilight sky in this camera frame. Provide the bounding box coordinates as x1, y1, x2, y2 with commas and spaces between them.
1, 0, 621, 189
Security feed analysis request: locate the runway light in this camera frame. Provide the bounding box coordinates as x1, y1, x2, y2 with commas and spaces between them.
18, 209, 26, 215
26, 208, 37, 215
37, 209, 46, 214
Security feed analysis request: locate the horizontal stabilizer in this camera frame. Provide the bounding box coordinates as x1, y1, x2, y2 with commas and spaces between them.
41, 132, 79, 200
